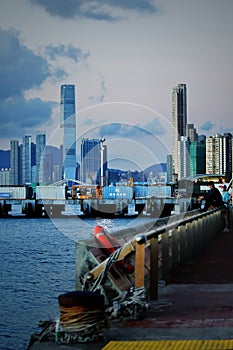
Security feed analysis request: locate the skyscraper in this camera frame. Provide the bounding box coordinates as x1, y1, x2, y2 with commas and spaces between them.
10, 140, 19, 185
206, 133, 232, 177
81, 138, 107, 184
60, 84, 77, 180
178, 136, 190, 179
36, 134, 46, 183
172, 83, 187, 178
22, 135, 32, 184
189, 141, 206, 176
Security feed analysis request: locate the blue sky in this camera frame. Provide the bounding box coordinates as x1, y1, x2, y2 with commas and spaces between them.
0, 0, 232, 170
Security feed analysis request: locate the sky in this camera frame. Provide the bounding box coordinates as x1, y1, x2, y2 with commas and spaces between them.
0, 0, 233, 171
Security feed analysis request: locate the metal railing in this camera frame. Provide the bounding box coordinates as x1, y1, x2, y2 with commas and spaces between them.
80, 208, 224, 301
133, 208, 223, 300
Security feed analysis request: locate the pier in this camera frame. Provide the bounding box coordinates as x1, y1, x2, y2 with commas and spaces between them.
28, 206, 233, 349
0, 184, 177, 218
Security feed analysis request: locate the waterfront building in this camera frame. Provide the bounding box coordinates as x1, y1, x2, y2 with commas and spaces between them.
205, 134, 232, 176
206, 136, 216, 174
178, 136, 190, 179
22, 135, 32, 184
19, 144, 23, 185
166, 154, 173, 183
172, 83, 187, 178
190, 141, 206, 176
60, 84, 77, 180
0, 168, 11, 185
207, 134, 221, 175
36, 134, 46, 183
10, 140, 19, 185
81, 138, 107, 184
31, 142, 36, 167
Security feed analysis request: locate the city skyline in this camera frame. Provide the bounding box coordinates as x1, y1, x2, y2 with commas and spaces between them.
0, 90, 232, 176
0, 129, 232, 187
0, 1, 233, 170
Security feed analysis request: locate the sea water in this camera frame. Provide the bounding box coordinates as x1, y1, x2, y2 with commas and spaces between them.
0, 216, 149, 350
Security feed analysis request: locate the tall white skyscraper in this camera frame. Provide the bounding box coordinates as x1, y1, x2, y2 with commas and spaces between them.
172, 83, 187, 178
60, 84, 77, 180
178, 136, 190, 179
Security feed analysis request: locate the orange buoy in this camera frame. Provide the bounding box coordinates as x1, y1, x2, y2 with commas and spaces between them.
93, 225, 134, 274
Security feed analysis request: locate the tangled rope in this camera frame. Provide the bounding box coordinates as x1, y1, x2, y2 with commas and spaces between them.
106, 286, 149, 321
57, 304, 107, 344
59, 304, 106, 332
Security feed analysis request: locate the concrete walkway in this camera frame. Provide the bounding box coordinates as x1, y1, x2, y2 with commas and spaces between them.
28, 229, 233, 349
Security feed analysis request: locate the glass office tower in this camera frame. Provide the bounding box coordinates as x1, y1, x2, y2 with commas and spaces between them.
81, 138, 107, 184
60, 84, 77, 180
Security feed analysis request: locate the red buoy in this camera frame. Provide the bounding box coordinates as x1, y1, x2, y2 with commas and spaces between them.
93, 225, 134, 274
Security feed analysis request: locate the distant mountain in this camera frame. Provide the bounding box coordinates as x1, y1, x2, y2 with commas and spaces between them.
0, 150, 10, 168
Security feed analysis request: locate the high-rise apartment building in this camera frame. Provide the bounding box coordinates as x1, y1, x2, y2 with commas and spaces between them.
190, 141, 206, 176
10, 140, 19, 185
206, 134, 222, 175
172, 83, 187, 178
81, 138, 107, 184
60, 84, 77, 180
22, 135, 32, 184
206, 133, 232, 177
36, 134, 46, 183
0, 169, 11, 185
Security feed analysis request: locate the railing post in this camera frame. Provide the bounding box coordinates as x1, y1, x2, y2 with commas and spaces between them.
206, 213, 213, 241
171, 228, 179, 273
217, 209, 223, 234
161, 232, 169, 283
192, 219, 198, 256
197, 217, 203, 252
135, 242, 145, 289
186, 222, 193, 259
179, 224, 187, 264
150, 237, 158, 300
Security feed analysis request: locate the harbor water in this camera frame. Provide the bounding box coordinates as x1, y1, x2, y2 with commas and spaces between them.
0, 216, 150, 350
